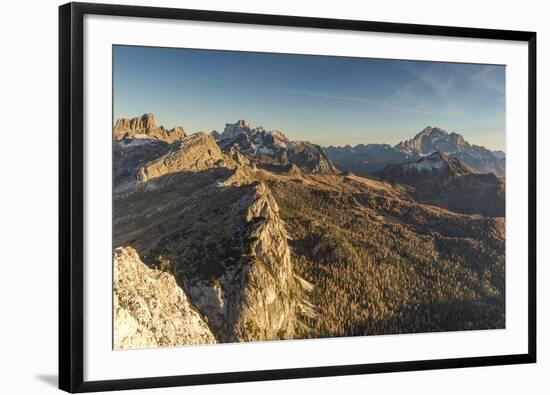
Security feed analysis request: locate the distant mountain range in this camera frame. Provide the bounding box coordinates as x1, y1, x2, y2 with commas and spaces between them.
325, 126, 505, 176
214, 120, 338, 174
113, 117, 506, 215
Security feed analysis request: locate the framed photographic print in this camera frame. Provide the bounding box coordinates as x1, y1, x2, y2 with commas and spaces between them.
59, 2, 537, 393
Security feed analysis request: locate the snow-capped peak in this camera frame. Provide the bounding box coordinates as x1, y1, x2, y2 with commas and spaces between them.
394, 126, 468, 156
404, 151, 449, 173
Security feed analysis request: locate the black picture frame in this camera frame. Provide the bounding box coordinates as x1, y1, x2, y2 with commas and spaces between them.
59, 2, 537, 393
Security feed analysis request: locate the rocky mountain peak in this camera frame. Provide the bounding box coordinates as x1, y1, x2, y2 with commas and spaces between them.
416, 126, 448, 137
217, 120, 336, 175
220, 120, 253, 140
133, 113, 156, 130
114, 113, 156, 134
113, 113, 187, 143
394, 126, 468, 156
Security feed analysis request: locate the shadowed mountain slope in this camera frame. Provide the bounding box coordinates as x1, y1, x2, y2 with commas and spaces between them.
377, 152, 505, 216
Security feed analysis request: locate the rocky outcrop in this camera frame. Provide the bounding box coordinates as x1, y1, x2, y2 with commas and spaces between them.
113, 113, 187, 143
227, 145, 252, 167
184, 182, 296, 342
113, 246, 216, 349
138, 133, 227, 181
238, 182, 296, 340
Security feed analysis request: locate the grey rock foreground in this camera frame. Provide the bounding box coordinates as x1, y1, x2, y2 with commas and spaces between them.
113, 246, 216, 349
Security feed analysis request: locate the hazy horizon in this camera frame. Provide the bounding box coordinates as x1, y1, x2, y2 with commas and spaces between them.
114, 46, 506, 151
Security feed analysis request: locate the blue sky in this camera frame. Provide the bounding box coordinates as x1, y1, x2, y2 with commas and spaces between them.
113, 45, 505, 151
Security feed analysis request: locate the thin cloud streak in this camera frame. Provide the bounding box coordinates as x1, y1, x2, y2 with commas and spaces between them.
387, 63, 504, 120
270, 86, 455, 117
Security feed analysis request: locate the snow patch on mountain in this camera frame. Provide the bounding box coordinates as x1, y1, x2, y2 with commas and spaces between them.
404, 152, 448, 172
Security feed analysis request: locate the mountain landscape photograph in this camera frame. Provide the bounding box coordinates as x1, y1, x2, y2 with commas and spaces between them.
112, 45, 506, 350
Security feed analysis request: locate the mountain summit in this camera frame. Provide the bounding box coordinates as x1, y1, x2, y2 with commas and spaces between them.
394, 126, 467, 155
113, 113, 187, 143
217, 120, 338, 174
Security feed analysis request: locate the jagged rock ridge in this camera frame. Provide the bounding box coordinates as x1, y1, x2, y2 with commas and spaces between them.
218, 120, 338, 174
184, 181, 297, 342
114, 113, 187, 143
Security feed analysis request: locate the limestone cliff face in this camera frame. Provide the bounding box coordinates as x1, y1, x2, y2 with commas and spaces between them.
185, 182, 296, 342
238, 182, 296, 341
137, 133, 227, 182
113, 113, 187, 143
113, 247, 216, 349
